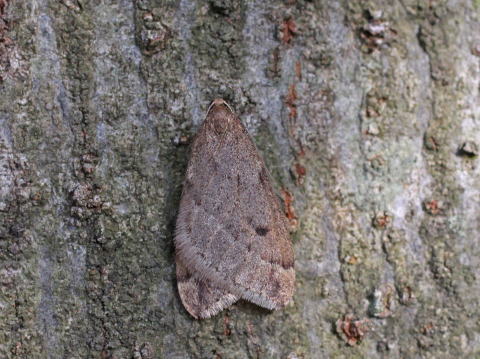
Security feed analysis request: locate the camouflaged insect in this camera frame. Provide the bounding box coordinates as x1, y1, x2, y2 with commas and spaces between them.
175, 99, 295, 319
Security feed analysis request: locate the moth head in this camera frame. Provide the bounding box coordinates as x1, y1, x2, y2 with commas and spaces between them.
205, 98, 236, 135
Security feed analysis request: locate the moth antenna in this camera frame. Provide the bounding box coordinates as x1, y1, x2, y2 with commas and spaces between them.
206, 98, 234, 117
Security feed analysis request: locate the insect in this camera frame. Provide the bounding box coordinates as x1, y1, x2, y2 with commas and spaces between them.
175, 99, 295, 319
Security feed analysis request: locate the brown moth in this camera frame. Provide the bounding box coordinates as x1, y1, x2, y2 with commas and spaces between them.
175, 98, 295, 319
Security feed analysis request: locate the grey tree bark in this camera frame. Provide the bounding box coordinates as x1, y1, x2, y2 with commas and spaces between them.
1, 0, 479, 358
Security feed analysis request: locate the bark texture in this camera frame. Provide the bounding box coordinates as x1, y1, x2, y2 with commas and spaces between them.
1, 0, 479, 358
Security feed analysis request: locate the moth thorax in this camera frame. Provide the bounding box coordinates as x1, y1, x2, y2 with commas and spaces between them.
210, 107, 234, 134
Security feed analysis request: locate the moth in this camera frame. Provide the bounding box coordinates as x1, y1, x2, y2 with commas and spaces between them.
175, 99, 295, 319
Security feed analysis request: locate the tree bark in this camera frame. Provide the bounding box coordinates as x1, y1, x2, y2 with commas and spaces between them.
1, 0, 479, 358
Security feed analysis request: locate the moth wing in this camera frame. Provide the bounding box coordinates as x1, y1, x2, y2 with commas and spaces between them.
175, 102, 295, 311
176, 254, 239, 319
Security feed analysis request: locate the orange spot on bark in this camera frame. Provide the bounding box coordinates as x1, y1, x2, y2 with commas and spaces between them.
281, 189, 298, 229
281, 18, 297, 44
285, 84, 297, 119
295, 61, 302, 80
